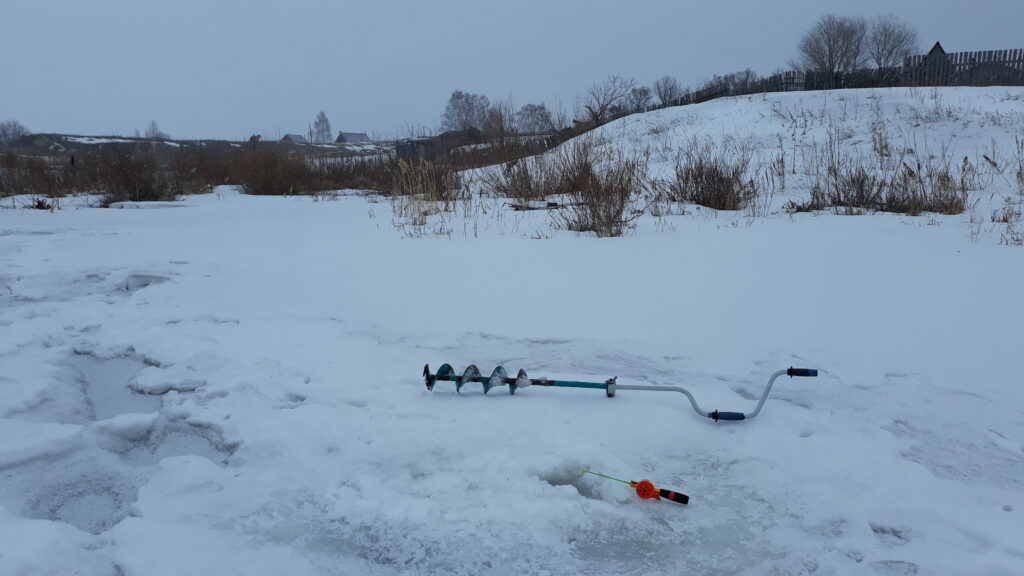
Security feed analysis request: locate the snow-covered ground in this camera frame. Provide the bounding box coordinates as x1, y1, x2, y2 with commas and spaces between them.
2, 88, 1023, 575
63, 137, 139, 145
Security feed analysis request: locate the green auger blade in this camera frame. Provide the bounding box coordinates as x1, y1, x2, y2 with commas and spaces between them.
457, 364, 481, 394
487, 366, 508, 395
425, 358, 454, 389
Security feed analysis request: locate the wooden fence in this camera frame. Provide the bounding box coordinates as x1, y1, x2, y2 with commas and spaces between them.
903, 49, 1024, 86
644, 47, 1024, 116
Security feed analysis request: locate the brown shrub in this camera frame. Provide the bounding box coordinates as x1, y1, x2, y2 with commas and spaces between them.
0, 152, 64, 198
93, 147, 178, 205
659, 139, 759, 211
230, 147, 313, 196
551, 142, 647, 237
391, 159, 461, 201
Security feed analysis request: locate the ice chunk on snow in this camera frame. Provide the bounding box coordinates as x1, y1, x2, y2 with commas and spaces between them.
0, 419, 81, 467
131, 365, 204, 395
89, 412, 159, 441
0, 510, 115, 574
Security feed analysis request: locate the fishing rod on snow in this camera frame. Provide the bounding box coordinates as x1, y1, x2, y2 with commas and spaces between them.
581, 469, 690, 505
422, 364, 819, 422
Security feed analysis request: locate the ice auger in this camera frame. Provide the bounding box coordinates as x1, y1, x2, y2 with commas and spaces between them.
422, 363, 819, 422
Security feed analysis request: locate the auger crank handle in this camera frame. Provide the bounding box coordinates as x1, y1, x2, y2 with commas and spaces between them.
707, 367, 818, 422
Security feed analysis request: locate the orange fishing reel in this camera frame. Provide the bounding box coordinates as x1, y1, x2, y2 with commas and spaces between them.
630, 479, 689, 505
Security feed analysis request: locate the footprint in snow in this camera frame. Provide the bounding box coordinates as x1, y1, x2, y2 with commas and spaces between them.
869, 560, 919, 575
869, 522, 911, 546
123, 273, 171, 292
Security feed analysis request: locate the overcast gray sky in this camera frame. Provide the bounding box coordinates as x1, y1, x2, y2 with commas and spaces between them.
3, 0, 1022, 140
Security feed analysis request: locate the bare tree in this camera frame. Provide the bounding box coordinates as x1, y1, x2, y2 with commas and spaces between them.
578, 75, 637, 125
625, 86, 653, 112
793, 14, 869, 73
482, 99, 516, 142
0, 120, 30, 146
516, 103, 557, 133
549, 98, 569, 131
652, 75, 684, 106
144, 120, 169, 140
313, 111, 332, 143
441, 90, 491, 132
868, 15, 919, 69
709, 69, 760, 93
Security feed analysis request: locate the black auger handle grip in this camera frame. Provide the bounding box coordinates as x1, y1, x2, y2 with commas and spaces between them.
710, 410, 745, 421
787, 367, 818, 377
659, 488, 690, 505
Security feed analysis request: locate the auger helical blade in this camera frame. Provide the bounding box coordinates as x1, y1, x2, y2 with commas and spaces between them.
486, 366, 508, 395
423, 364, 434, 391
428, 363, 455, 393
457, 364, 481, 394
435, 364, 455, 382
514, 368, 531, 393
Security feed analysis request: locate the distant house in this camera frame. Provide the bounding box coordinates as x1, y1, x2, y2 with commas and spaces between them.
396, 128, 483, 161
395, 137, 443, 161
281, 134, 307, 144
336, 131, 371, 144
438, 128, 482, 150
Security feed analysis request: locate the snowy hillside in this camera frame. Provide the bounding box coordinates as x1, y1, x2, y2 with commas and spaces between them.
1, 88, 1023, 575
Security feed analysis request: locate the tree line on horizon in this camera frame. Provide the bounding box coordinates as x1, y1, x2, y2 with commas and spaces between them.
0, 14, 922, 147
436, 13, 920, 136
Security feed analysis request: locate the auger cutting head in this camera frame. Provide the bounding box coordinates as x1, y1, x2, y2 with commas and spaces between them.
423, 363, 530, 395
